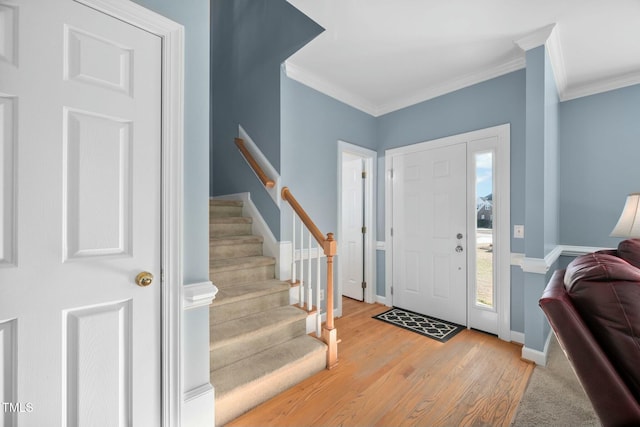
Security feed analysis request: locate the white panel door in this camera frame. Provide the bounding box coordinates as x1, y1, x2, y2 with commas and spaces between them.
340, 153, 364, 301
392, 143, 467, 325
0, 1, 162, 425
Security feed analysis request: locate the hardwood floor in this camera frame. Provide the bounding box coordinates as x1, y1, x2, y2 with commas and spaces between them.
227, 298, 534, 427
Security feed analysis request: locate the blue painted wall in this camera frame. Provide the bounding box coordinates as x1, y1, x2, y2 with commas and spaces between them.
524, 47, 546, 260
280, 73, 377, 241
559, 83, 640, 248
544, 49, 560, 255
210, 0, 323, 238
523, 46, 558, 351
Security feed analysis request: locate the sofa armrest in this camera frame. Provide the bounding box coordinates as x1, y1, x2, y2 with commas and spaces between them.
540, 270, 640, 427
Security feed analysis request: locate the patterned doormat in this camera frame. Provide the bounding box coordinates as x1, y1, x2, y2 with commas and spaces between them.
373, 307, 464, 343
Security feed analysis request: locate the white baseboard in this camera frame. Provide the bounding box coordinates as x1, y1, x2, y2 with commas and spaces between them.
376, 295, 389, 306
521, 330, 552, 366
510, 331, 525, 345
183, 383, 214, 427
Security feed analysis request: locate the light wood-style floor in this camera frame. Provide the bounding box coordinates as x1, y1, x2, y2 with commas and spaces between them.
228, 298, 534, 427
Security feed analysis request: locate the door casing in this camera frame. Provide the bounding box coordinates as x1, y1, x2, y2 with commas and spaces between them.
385, 124, 511, 341
337, 140, 377, 314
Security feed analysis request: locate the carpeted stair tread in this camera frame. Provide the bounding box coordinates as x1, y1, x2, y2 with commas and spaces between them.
210, 234, 263, 245
211, 305, 305, 349
212, 280, 290, 307
210, 216, 252, 224
210, 255, 275, 272
212, 334, 326, 397
210, 199, 243, 207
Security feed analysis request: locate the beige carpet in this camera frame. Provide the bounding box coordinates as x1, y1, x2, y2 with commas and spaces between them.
512, 334, 600, 426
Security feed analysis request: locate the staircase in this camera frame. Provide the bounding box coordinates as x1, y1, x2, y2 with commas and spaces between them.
209, 199, 327, 426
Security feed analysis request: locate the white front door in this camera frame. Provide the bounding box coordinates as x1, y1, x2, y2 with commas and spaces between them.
392, 143, 468, 325
0, 0, 162, 424
388, 125, 511, 338
340, 153, 365, 301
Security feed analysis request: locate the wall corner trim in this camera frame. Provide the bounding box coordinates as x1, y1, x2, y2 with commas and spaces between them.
183, 281, 218, 310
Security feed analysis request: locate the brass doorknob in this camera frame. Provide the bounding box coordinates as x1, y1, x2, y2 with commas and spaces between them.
135, 271, 154, 287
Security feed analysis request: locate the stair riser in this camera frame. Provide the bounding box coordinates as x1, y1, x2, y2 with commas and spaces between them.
210, 223, 252, 237
210, 291, 289, 324
211, 319, 306, 372
210, 242, 263, 259
211, 264, 275, 287
210, 205, 243, 218
213, 344, 326, 426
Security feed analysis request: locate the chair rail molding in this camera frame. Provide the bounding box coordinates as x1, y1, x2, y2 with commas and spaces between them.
512, 245, 614, 275
183, 281, 218, 310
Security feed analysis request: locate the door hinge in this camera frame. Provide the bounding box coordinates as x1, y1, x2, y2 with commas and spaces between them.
390, 169, 394, 179
391, 286, 394, 295
390, 227, 393, 237
362, 170, 367, 179
361, 281, 367, 289
361, 226, 367, 234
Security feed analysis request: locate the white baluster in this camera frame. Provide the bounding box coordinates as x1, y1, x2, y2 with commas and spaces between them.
291, 212, 296, 285
316, 240, 322, 337
299, 217, 304, 308
307, 229, 312, 311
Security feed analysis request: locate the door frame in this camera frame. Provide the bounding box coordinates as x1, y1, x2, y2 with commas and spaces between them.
76, 0, 184, 425
385, 124, 511, 341
337, 140, 377, 314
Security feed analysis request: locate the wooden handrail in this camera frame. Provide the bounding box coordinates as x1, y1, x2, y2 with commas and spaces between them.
281, 187, 326, 250
235, 138, 275, 188
281, 186, 338, 368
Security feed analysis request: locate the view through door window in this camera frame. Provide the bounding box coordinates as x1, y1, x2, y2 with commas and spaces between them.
475, 151, 494, 308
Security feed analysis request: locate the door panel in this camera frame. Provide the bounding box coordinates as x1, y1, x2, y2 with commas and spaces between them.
393, 143, 467, 326
0, 95, 15, 266
341, 153, 364, 300
0, 1, 162, 424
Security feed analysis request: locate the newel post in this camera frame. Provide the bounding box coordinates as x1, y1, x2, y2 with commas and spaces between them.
322, 232, 338, 369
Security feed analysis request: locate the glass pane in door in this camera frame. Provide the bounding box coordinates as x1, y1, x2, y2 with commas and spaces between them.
475, 151, 494, 308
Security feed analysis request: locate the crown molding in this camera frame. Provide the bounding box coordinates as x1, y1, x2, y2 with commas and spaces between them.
284, 60, 379, 116
545, 26, 568, 100
514, 23, 569, 101
562, 70, 640, 101
285, 56, 525, 117
514, 23, 556, 51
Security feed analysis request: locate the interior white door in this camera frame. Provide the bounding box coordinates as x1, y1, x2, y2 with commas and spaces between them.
392, 143, 467, 325
0, 1, 162, 425
340, 153, 365, 301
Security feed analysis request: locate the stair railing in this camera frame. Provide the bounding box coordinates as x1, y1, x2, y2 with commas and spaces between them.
235, 137, 275, 188
234, 137, 338, 369
281, 187, 338, 369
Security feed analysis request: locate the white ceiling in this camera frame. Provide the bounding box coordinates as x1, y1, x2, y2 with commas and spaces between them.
285, 0, 640, 116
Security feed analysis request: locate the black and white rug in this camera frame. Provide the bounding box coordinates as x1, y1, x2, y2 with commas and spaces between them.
373, 307, 464, 343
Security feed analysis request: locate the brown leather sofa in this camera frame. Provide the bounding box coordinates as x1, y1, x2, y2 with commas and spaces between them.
539, 239, 640, 427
